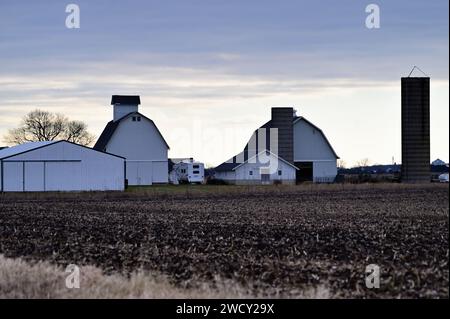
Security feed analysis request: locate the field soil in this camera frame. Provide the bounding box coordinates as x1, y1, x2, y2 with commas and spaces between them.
0, 184, 448, 298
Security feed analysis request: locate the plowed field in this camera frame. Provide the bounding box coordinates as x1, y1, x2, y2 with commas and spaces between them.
0, 184, 448, 298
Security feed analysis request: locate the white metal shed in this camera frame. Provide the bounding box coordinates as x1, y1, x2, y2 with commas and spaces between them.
0, 141, 125, 192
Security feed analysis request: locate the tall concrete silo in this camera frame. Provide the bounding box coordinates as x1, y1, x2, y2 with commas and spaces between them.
401, 77, 430, 183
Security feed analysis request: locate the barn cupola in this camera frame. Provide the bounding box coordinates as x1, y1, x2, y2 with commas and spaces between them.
111, 95, 141, 121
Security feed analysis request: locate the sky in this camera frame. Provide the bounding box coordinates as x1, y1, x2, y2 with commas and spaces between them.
0, 0, 448, 167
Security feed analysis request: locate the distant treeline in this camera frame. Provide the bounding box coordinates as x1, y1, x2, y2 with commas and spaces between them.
339, 164, 448, 175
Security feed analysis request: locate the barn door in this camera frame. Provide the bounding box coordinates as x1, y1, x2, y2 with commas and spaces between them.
261, 174, 270, 184
295, 162, 313, 183
24, 162, 45, 191
45, 162, 82, 191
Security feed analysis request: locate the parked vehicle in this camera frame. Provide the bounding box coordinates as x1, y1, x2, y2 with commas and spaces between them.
438, 173, 449, 183
169, 158, 205, 184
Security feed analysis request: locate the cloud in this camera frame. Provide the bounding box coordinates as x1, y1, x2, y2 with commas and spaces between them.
0, 0, 448, 165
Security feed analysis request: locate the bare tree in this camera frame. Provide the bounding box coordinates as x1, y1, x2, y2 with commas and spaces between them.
355, 158, 371, 168
337, 159, 347, 169
63, 120, 95, 146
3, 109, 95, 146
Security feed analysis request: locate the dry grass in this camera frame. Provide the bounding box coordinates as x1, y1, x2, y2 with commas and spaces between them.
0, 255, 331, 299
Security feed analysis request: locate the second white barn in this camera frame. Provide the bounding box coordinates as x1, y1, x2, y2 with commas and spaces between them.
0, 141, 125, 192
94, 95, 170, 185
215, 107, 339, 184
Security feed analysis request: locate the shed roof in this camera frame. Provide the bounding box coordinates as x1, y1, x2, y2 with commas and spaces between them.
0, 141, 56, 159
0, 140, 126, 160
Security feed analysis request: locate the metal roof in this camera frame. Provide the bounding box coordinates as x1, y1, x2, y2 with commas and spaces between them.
0, 141, 56, 160
93, 120, 120, 151
111, 95, 141, 105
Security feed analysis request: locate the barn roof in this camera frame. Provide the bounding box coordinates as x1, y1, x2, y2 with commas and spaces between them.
94, 112, 170, 151
94, 120, 120, 151
111, 95, 141, 105
214, 116, 338, 172
0, 141, 55, 159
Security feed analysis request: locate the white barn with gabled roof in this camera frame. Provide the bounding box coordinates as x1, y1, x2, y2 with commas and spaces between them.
94, 95, 169, 185
0, 140, 125, 192
215, 107, 339, 184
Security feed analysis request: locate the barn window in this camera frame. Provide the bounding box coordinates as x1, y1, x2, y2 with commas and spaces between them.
278, 170, 282, 176
249, 171, 253, 176
132, 116, 136, 121
137, 116, 141, 121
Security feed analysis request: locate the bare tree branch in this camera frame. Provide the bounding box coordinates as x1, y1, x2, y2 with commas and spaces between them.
3, 109, 95, 146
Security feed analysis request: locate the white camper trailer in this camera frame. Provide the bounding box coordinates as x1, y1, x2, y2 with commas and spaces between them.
169, 159, 205, 184
439, 173, 449, 183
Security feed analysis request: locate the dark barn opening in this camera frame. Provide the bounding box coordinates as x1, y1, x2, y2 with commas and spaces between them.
295, 162, 313, 183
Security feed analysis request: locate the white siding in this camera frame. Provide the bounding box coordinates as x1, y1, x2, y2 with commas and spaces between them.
2, 162, 23, 191
125, 161, 168, 185
293, 119, 336, 160
1, 141, 125, 192
234, 158, 296, 184
293, 119, 338, 182
313, 161, 337, 182
106, 115, 167, 161
24, 162, 45, 191
45, 162, 83, 191
114, 104, 138, 121
219, 153, 296, 185
105, 114, 168, 184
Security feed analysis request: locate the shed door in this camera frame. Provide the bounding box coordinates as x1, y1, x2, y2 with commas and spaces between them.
45, 162, 82, 191
3, 162, 23, 191
24, 162, 45, 191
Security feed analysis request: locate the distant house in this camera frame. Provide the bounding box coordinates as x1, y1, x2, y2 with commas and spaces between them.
94, 95, 170, 185
215, 107, 338, 184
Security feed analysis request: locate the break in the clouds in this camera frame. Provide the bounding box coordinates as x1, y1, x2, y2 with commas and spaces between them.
0, 0, 448, 166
